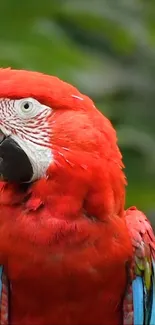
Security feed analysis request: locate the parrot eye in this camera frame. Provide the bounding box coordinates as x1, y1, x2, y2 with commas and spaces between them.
23, 102, 30, 110
20, 100, 33, 113
17, 98, 45, 119
16, 97, 51, 120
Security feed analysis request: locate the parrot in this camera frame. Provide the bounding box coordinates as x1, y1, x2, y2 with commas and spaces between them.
0, 68, 153, 325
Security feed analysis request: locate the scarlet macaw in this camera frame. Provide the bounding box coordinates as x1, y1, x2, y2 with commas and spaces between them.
0, 68, 154, 325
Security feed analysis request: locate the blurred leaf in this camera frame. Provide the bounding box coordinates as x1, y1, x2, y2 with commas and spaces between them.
0, 0, 155, 216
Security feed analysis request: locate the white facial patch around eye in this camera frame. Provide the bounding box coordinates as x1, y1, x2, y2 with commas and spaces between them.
0, 97, 53, 182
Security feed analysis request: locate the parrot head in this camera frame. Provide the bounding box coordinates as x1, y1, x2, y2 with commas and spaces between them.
0, 68, 126, 219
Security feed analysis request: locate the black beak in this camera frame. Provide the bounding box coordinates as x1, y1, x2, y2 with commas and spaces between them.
0, 133, 33, 183
0, 130, 6, 144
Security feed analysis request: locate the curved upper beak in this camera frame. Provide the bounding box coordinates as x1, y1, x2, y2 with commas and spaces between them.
0, 136, 33, 183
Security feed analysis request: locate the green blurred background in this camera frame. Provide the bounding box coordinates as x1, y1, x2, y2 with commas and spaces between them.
1, 0, 155, 221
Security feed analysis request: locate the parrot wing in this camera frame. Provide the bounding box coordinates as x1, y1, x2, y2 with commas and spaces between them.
123, 206, 155, 325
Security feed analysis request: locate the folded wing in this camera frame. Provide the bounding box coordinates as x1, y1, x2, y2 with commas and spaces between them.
124, 206, 155, 325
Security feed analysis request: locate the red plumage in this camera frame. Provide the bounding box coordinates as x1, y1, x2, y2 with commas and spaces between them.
0, 68, 153, 325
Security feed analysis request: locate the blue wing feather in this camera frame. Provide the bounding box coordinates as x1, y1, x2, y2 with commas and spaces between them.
132, 259, 155, 325
132, 276, 144, 325
149, 259, 155, 325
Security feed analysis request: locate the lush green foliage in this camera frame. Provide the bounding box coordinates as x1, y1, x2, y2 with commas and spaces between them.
0, 0, 155, 217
